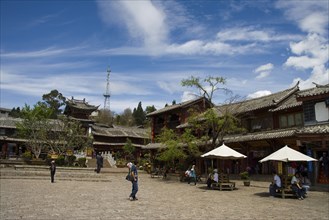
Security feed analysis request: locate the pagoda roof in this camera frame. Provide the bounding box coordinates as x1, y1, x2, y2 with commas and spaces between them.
64, 97, 99, 113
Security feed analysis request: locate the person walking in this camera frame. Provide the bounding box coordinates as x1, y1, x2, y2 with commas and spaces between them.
127, 162, 138, 201
96, 153, 103, 173
50, 160, 56, 183
188, 165, 197, 185
319, 152, 329, 177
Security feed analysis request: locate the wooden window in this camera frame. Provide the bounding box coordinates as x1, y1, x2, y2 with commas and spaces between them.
280, 115, 288, 128
303, 101, 315, 123
295, 113, 303, 126
279, 112, 303, 128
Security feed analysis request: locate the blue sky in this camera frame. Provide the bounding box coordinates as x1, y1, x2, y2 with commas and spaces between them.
1, 0, 328, 114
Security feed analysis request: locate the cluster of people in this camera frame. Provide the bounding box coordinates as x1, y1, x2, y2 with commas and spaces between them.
269, 170, 310, 200
185, 165, 197, 185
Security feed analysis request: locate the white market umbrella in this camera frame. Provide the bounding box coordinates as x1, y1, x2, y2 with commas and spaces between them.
201, 143, 247, 159
259, 145, 317, 163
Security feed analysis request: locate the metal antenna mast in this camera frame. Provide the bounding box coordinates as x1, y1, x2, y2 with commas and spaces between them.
103, 66, 111, 110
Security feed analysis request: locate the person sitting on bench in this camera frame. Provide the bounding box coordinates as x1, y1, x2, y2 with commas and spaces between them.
291, 172, 306, 200
269, 171, 281, 197
207, 169, 219, 188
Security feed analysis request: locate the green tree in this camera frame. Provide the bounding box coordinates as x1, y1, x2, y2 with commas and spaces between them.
181, 75, 229, 103
123, 138, 135, 160
47, 116, 92, 156
133, 102, 146, 126
156, 128, 185, 166
195, 108, 243, 149
9, 107, 21, 118
118, 108, 134, 126
94, 109, 114, 126
16, 103, 53, 159
156, 127, 201, 168
42, 89, 66, 118
181, 75, 241, 150
145, 105, 156, 114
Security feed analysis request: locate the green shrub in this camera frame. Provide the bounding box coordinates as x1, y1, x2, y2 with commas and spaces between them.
240, 171, 250, 180
22, 151, 32, 160
56, 155, 65, 166
77, 158, 86, 167
67, 155, 77, 166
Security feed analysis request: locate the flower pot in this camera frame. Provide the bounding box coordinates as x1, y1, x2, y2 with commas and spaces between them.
243, 180, 250, 186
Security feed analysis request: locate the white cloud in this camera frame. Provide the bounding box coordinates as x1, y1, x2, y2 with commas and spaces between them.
166, 40, 259, 56
255, 63, 274, 73
255, 72, 270, 79
1, 46, 85, 58
157, 81, 182, 94
291, 66, 329, 90
95, 1, 296, 57
300, 12, 328, 36
254, 63, 274, 79
216, 26, 302, 42
247, 90, 272, 99
181, 91, 199, 102
276, 0, 328, 36
277, 0, 329, 89
284, 33, 328, 85
97, 0, 168, 51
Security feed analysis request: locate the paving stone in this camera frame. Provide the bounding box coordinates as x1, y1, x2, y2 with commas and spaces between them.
1, 169, 328, 220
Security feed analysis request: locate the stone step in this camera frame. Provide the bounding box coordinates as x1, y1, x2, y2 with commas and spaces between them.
86, 158, 112, 168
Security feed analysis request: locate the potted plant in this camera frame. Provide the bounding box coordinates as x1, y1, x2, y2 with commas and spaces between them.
240, 171, 251, 186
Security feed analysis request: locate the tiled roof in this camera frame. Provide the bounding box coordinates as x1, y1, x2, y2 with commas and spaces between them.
297, 124, 329, 134
92, 124, 149, 139
270, 94, 302, 112
296, 83, 329, 98
216, 83, 299, 115
93, 141, 146, 148
146, 97, 210, 117
141, 143, 167, 149
0, 117, 67, 131
223, 128, 297, 143
0, 107, 11, 112
66, 97, 99, 111
223, 123, 329, 143
0, 117, 22, 128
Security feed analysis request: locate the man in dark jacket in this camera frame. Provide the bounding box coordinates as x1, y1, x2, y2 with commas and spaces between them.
96, 153, 103, 173
50, 160, 56, 183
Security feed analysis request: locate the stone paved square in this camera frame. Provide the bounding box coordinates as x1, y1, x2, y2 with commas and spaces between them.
1, 172, 329, 220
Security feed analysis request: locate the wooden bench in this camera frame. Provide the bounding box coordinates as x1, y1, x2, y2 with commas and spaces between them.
275, 175, 295, 199
150, 168, 164, 178
211, 173, 236, 191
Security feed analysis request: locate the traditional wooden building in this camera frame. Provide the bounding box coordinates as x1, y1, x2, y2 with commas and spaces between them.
91, 123, 149, 156
0, 117, 26, 159
222, 83, 329, 183
146, 97, 213, 142
145, 82, 329, 184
